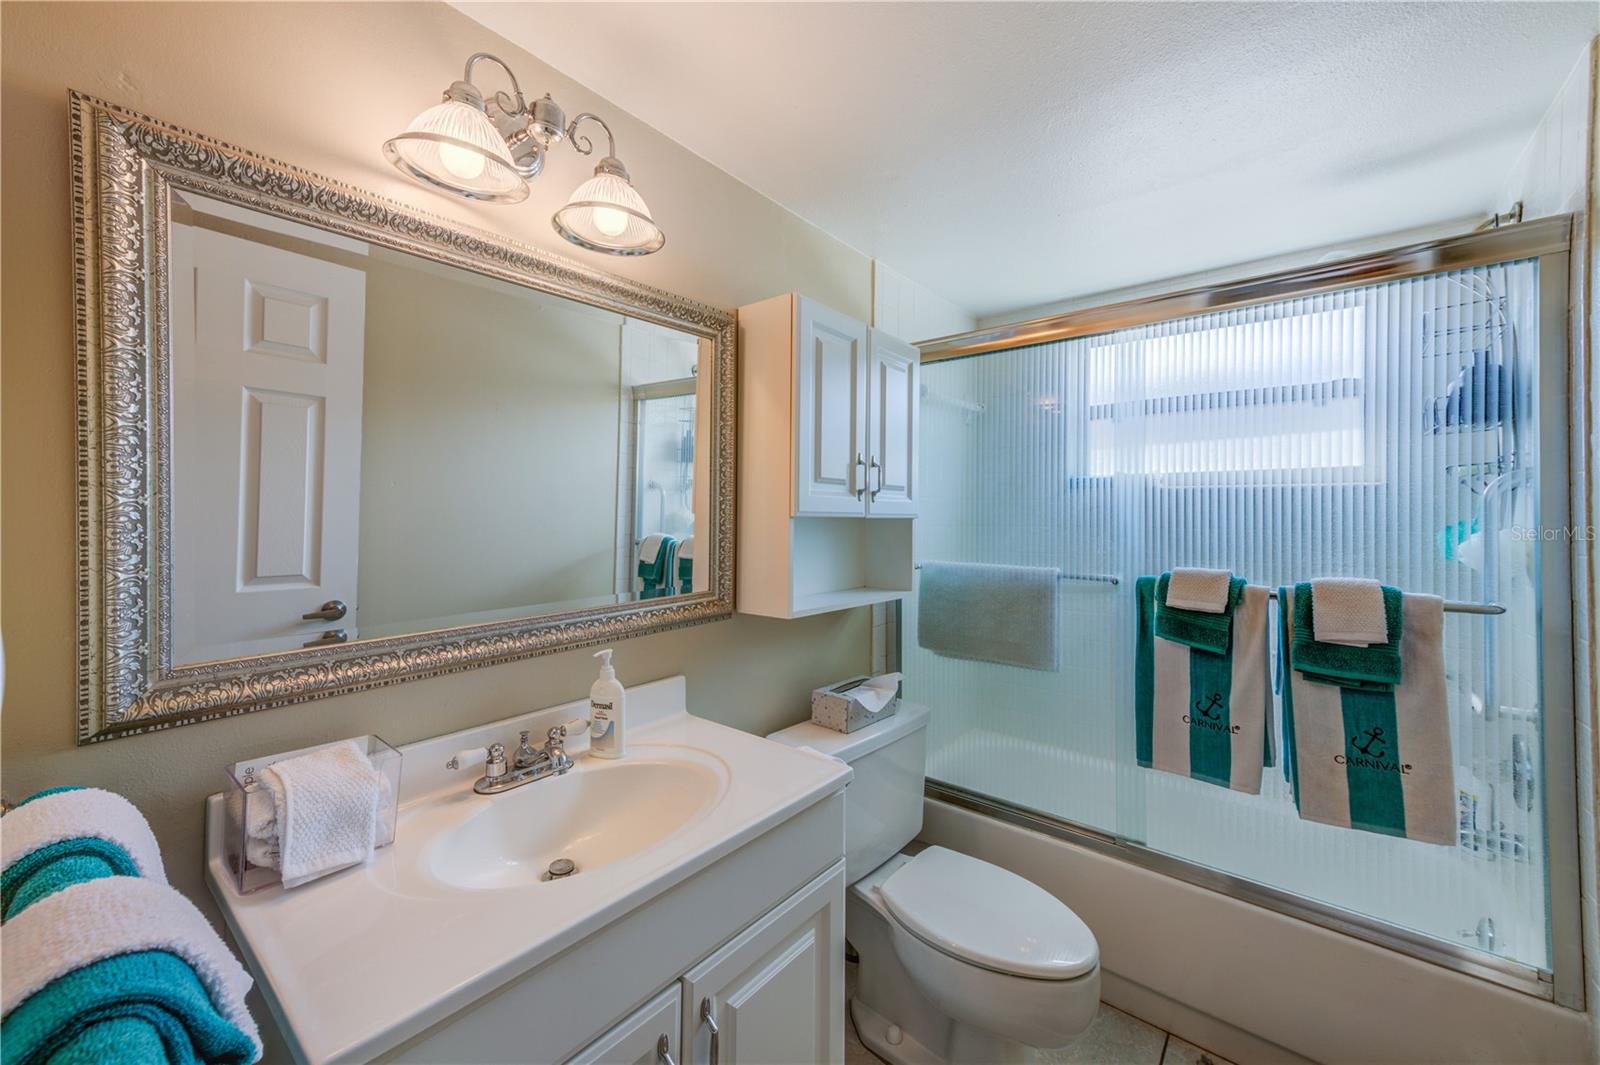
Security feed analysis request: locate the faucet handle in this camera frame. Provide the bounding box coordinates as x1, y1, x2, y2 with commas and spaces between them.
447, 741, 508, 780
548, 718, 589, 743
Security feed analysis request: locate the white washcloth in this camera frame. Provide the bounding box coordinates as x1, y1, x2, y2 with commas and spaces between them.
257, 740, 381, 889
0, 875, 261, 1056
639, 533, 669, 565
1164, 568, 1234, 613
1310, 577, 1388, 646
1, 787, 167, 884
242, 753, 394, 874
678, 535, 695, 561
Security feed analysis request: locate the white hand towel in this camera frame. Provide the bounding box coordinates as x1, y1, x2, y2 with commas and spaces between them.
639, 533, 668, 565
1164, 568, 1234, 614
1310, 577, 1388, 646
1, 787, 167, 884
0, 875, 261, 1056
259, 739, 381, 889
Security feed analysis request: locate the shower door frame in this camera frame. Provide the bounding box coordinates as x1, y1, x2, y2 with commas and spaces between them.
902, 215, 1582, 1007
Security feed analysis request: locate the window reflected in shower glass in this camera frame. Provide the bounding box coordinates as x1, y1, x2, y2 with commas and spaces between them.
905, 260, 1551, 972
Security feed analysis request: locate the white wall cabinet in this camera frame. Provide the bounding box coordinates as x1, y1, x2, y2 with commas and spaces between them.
739, 294, 917, 618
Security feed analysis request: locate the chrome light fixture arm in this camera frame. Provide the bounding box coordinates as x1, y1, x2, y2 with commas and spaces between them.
384, 52, 665, 254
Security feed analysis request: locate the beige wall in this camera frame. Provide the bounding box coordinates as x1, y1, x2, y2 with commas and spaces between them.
356, 252, 626, 632
1, 3, 871, 1054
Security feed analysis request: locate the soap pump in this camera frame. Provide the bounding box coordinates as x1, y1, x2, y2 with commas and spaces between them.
589, 648, 626, 759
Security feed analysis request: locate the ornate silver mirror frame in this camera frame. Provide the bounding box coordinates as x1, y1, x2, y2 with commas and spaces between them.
72, 92, 736, 743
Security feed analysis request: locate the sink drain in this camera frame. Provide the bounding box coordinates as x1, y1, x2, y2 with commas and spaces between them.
543, 858, 577, 881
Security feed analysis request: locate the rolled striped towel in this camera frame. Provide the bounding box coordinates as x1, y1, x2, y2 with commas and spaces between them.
1, 788, 166, 920
1279, 585, 1454, 844
1136, 577, 1272, 793
0, 876, 261, 1063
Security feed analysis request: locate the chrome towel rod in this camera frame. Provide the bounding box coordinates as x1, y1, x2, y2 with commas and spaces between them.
912, 563, 1118, 586
1265, 590, 1505, 616
909, 565, 1502, 612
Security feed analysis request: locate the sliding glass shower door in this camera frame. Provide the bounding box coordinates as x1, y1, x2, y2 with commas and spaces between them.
903, 254, 1566, 982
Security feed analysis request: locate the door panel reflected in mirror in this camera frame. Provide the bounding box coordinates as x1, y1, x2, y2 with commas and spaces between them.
168, 191, 710, 666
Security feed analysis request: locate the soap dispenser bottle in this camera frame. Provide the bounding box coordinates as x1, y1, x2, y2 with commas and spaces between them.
589, 648, 626, 759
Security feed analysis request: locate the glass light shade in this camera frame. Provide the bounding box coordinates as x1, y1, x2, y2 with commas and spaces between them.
383, 100, 528, 203
552, 169, 665, 255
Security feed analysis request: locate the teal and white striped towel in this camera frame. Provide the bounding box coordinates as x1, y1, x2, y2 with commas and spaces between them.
1136, 576, 1272, 793
1279, 585, 1454, 844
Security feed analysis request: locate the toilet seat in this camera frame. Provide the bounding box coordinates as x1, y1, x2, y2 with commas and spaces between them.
878, 847, 1098, 981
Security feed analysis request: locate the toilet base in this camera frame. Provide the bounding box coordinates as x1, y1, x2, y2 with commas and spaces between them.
851, 996, 1045, 1065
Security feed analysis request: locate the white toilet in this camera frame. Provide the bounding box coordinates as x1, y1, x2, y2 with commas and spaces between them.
769, 704, 1101, 1065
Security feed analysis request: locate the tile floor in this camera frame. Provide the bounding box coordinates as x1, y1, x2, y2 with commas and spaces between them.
844, 962, 1238, 1065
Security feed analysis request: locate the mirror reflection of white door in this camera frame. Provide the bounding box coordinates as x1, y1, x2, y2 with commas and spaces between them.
171, 225, 366, 663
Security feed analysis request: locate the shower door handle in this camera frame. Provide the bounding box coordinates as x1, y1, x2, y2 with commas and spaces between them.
854, 453, 867, 499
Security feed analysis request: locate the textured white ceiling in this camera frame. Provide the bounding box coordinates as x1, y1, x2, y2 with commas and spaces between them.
454, 2, 1596, 318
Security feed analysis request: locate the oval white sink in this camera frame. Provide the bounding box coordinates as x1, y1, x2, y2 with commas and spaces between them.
426, 751, 728, 891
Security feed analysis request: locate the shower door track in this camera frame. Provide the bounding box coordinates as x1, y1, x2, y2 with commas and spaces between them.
925, 779, 1553, 1000
904, 217, 1582, 1009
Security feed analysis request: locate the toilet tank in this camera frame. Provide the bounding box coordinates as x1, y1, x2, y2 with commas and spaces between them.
767, 703, 928, 881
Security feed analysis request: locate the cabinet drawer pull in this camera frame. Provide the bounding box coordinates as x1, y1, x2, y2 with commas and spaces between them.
656, 1033, 676, 1065
699, 998, 720, 1065
854, 453, 867, 499
869, 457, 883, 501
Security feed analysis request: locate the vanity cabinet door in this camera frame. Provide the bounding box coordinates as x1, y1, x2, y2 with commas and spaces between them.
570, 984, 682, 1065
865, 329, 919, 517
681, 861, 845, 1065
794, 298, 869, 516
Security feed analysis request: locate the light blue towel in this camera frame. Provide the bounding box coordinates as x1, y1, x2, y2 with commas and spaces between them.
1, 950, 258, 1065
917, 561, 1059, 672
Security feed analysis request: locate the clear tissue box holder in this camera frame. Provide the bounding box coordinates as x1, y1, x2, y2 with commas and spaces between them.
223, 734, 401, 895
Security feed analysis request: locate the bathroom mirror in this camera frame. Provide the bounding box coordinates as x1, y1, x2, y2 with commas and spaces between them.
72, 93, 734, 742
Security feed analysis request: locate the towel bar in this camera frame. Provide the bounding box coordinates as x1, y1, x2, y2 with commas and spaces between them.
1264, 590, 1504, 616
912, 563, 1119, 586
909, 566, 1502, 612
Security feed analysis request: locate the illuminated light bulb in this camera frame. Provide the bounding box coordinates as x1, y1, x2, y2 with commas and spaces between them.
593, 205, 629, 237
438, 141, 486, 180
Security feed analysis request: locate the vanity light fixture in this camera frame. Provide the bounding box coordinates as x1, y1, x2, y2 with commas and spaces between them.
383, 52, 665, 255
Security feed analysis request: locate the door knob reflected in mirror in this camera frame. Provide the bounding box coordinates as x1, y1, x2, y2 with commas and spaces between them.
302, 629, 348, 648
301, 600, 348, 622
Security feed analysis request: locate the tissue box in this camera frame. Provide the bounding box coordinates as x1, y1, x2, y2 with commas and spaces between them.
811, 675, 899, 733
223, 735, 401, 895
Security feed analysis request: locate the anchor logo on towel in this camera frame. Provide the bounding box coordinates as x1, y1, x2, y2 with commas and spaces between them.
1193, 692, 1224, 721
1351, 726, 1387, 758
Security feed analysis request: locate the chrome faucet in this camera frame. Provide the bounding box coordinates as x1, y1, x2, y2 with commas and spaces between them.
448, 719, 585, 795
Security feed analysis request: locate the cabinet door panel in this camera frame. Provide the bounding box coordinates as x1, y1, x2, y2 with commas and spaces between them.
866, 329, 919, 516
795, 298, 868, 515
682, 862, 845, 1065
569, 984, 681, 1065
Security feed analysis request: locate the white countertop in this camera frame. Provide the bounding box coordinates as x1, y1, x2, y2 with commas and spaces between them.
205, 677, 851, 1064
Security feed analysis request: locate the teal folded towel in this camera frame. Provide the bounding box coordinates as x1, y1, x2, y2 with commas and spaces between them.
1, 950, 258, 1065
1154, 572, 1245, 655
1290, 581, 1404, 691
638, 534, 679, 599
2, 839, 140, 920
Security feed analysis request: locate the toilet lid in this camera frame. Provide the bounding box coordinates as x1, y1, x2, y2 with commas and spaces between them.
878, 847, 1098, 980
